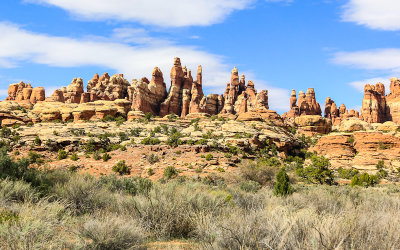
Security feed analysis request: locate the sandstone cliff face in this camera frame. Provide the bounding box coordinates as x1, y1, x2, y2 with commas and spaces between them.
386, 77, 400, 123
311, 131, 400, 170
361, 83, 387, 123
129, 67, 167, 115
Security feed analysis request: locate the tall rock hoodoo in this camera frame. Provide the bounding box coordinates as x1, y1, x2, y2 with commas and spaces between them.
361, 83, 387, 123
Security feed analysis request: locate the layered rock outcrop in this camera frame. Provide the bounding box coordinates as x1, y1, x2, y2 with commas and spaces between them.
361, 83, 387, 123
220, 68, 269, 116
283, 88, 321, 119
2, 57, 274, 123
129, 67, 167, 115
5, 81, 45, 106
324, 98, 359, 125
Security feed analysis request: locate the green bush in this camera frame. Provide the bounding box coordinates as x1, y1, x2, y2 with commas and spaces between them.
166, 131, 183, 147
141, 137, 161, 145
338, 167, 359, 179
112, 160, 131, 175
58, 149, 68, 160
240, 161, 276, 186
0, 147, 29, 180
102, 153, 111, 162
351, 172, 380, 187
93, 151, 101, 161
295, 155, 335, 185
130, 128, 142, 137
239, 180, 261, 193
70, 153, 79, 161
99, 175, 152, 195
205, 154, 213, 161
144, 112, 152, 122
147, 154, 160, 164
34, 136, 41, 146
28, 151, 44, 165
274, 168, 293, 196
163, 166, 178, 179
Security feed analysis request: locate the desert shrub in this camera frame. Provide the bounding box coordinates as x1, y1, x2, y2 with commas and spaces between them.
54, 174, 111, 214
79, 215, 145, 249
99, 175, 152, 195
70, 153, 79, 161
93, 151, 101, 160
141, 137, 161, 145
144, 112, 152, 122
130, 128, 142, 137
227, 143, 240, 155
34, 135, 41, 146
68, 165, 79, 172
0, 148, 29, 180
166, 131, 183, 147
0, 201, 73, 249
0, 179, 38, 202
28, 151, 44, 165
338, 167, 359, 179
102, 115, 115, 122
0, 126, 11, 138
112, 160, 131, 175
167, 113, 177, 122
376, 160, 388, 179
115, 116, 126, 126
164, 166, 178, 179
347, 135, 354, 144
239, 180, 262, 193
118, 132, 129, 142
274, 168, 292, 196
351, 173, 380, 187
148, 168, 154, 176
295, 155, 335, 185
58, 149, 68, 160
153, 126, 161, 134
147, 154, 159, 164
205, 154, 213, 161
240, 160, 277, 186
102, 153, 111, 162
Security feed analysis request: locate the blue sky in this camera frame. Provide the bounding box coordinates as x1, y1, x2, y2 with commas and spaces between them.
1, 0, 400, 113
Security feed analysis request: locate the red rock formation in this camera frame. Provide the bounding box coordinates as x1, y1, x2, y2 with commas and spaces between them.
5, 81, 45, 105
129, 67, 167, 115
189, 66, 206, 114
386, 77, 400, 123
160, 57, 185, 117
361, 83, 387, 123
283, 88, 321, 119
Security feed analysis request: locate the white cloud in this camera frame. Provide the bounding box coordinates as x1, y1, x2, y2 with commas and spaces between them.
332, 48, 400, 73
26, 0, 253, 27
342, 0, 400, 31
349, 77, 390, 93
0, 22, 289, 111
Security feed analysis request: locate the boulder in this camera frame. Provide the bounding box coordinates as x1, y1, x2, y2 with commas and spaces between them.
295, 115, 331, 135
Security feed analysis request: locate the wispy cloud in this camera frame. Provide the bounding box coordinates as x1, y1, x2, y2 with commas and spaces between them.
341, 0, 400, 31
348, 77, 390, 93
332, 48, 400, 73
26, 0, 254, 27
